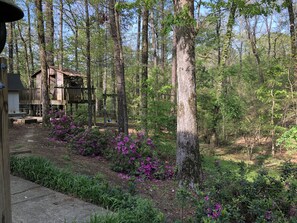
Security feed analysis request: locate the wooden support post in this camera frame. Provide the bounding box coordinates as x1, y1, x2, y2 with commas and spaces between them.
0, 58, 12, 223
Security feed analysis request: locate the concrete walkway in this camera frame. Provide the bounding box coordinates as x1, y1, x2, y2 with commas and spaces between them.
11, 175, 111, 223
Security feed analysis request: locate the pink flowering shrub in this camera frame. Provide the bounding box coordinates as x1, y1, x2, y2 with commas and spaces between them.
109, 132, 174, 180
49, 111, 82, 142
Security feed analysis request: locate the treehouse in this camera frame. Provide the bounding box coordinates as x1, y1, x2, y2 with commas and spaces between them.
20, 66, 95, 115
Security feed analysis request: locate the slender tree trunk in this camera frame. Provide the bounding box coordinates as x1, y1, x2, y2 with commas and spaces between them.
14, 23, 20, 74
109, 0, 128, 134
7, 22, 13, 73
160, 0, 166, 72
265, 16, 272, 59
59, 0, 64, 69
45, 0, 54, 66
85, 0, 92, 128
175, 0, 202, 187
141, 5, 149, 133
245, 16, 264, 83
35, 0, 50, 126
136, 8, 141, 97
17, 22, 30, 85
26, 0, 34, 75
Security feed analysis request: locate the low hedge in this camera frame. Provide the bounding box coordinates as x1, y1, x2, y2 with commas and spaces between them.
10, 156, 164, 223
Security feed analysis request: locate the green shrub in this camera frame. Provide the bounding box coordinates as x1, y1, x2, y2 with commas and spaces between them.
191, 160, 297, 223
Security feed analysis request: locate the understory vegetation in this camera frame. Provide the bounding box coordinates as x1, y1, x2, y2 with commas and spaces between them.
11, 154, 297, 223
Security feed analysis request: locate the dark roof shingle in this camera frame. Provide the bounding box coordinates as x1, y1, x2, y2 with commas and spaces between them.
7, 74, 24, 91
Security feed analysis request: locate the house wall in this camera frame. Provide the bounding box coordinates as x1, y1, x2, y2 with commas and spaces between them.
8, 92, 20, 114
56, 71, 64, 100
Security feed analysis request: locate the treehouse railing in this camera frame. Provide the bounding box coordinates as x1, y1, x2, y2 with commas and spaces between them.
20, 87, 95, 104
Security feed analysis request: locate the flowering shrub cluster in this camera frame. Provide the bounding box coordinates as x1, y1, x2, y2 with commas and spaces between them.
49, 112, 174, 180
49, 110, 82, 142
109, 132, 174, 180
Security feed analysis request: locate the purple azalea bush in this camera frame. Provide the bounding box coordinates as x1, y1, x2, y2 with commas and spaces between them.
110, 132, 174, 180
49, 111, 82, 142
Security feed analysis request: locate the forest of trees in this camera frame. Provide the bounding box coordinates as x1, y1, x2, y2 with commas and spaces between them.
1, 0, 297, 184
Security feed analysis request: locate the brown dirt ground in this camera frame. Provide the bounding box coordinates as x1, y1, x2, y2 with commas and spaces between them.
8, 122, 192, 222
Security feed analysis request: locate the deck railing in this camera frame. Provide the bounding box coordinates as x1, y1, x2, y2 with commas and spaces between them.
20, 87, 95, 104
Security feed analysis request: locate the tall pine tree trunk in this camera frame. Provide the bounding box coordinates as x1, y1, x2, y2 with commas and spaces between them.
7, 22, 13, 73
109, 0, 128, 134
141, 5, 149, 133
45, 0, 54, 66
59, 0, 64, 69
85, 0, 92, 128
26, 0, 34, 76
175, 0, 202, 187
35, 0, 50, 126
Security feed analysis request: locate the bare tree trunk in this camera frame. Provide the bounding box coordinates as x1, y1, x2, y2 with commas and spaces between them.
26, 0, 34, 75
35, 0, 50, 126
136, 8, 141, 97
85, 0, 92, 128
45, 0, 54, 66
17, 22, 30, 85
59, 0, 64, 69
14, 23, 20, 74
109, 0, 128, 134
175, 0, 202, 187
7, 22, 13, 73
141, 5, 149, 133
245, 16, 264, 83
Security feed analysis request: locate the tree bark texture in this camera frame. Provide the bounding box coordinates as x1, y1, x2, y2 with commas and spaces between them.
141, 5, 149, 133
7, 22, 13, 73
175, 0, 202, 186
109, 0, 128, 134
85, 0, 93, 128
35, 0, 50, 126
59, 0, 64, 69
45, 0, 55, 66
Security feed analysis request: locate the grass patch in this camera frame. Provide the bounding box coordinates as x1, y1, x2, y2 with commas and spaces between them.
10, 155, 164, 223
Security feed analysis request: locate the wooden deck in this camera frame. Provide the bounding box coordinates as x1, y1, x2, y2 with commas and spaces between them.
20, 87, 95, 106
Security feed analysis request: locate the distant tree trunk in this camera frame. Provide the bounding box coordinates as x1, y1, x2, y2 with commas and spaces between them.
150, 10, 158, 68
35, 0, 50, 126
14, 23, 20, 74
26, 0, 34, 75
85, 0, 92, 128
160, 0, 166, 72
7, 22, 13, 73
245, 16, 264, 83
59, 0, 64, 69
175, 0, 202, 187
66, 2, 79, 71
45, 0, 54, 66
109, 0, 128, 134
17, 22, 30, 85
265, 16, 272, 59
135, 7, 141, 115
141, 4, 149, 133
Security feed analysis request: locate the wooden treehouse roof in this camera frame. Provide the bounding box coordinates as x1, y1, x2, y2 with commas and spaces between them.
32, 66, 85, 78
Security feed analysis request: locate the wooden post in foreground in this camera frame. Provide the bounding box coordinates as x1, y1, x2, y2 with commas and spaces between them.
0, 57, 12, 223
